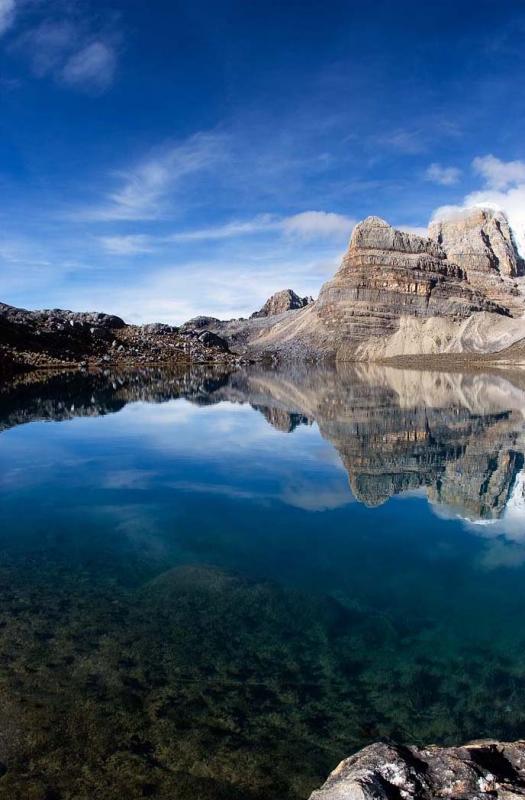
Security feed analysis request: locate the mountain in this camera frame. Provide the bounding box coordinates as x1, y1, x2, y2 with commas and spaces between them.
246, 209, 525, 362
429, 207, 525, 315
3, 206, 525, 371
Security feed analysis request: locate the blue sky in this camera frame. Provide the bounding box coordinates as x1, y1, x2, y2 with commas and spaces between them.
1, 0, 525, 323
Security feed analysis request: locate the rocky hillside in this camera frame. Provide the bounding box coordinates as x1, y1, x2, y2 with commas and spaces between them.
246, 209, 525, 361
0, 302, 235, 374
310, 740, 525, 799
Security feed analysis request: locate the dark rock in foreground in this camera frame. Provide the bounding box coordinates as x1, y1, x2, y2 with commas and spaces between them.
0, 302, 235, 373
310, 741, 525, 799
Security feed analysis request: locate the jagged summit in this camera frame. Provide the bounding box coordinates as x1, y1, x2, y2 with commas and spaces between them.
429, 207, 525, 316
250, 212, 518, 361
250, 289, 312, 318
430, 207, 524, 277
351, 216, 445, 258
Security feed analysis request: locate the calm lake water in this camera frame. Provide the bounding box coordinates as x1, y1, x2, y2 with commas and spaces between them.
1, 364, 525, 799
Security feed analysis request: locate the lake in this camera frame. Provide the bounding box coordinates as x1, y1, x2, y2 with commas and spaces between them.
1, 364, 525, 800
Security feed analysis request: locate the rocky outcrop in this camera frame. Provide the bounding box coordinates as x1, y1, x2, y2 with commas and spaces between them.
430, 208, 525, 279
247, 212, 525, 362
310, 740, 525, 799
429, 208, 525, 315
250, 289, 313, 318
0, 302, 235, 373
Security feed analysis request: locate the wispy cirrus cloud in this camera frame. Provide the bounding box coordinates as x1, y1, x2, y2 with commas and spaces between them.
0, 0, 15, 35
61, 40, 116, 91
98, 234, 155, 256
168, 211, 355, 243
79, 133, 227, 221
281, 210, 354, 239
5, 4, 119, 93
378, 127, 426, 155
425, 162, 461, 186
97, 211, 355, 255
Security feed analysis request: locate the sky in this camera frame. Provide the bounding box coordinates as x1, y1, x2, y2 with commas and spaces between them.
1, 0, 525, 324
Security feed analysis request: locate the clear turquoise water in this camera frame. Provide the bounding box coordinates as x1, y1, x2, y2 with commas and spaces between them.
1, 365, 525, 799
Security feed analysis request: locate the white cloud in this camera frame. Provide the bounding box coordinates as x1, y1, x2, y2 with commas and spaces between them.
431, 155, 525, 255
281, 211, 355, 240
45, 248, 339, 324
96, 211, 354, 260
81, 133, 226, 221
61, 41, 116, 92
0, 0, 15, 35
425, 162, 461, 186
472, 154, 525, 190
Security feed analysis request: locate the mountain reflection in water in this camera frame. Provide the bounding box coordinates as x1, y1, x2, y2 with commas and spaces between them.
1, 364, 525, 799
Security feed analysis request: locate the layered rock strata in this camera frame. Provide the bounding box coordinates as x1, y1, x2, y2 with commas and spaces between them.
248, 213, 525, 361
429, 208, 525, 315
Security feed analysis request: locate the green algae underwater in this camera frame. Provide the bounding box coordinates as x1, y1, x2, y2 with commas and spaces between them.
1, 365, 525, 799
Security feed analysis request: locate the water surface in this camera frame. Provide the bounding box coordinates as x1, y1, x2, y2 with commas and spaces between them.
1, 364, 525, 799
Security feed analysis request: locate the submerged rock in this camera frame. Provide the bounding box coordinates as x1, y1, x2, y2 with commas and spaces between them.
310, 740, 525, 799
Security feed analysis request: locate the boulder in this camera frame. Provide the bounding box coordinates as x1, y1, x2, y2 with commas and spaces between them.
310, 740, 525, 799
179, 316, 221, 332
197, 330, 229, 351
140, 323, 179, 335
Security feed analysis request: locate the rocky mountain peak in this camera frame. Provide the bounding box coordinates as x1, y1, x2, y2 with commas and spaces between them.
250, 289, 313, 319
429, 207, 525, 316
429, 206, 525, 278
350, 216, 445, 258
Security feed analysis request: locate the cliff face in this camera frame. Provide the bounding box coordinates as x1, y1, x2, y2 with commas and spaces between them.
429, 208, 525, 279
249, 210, 525, 361
315, 215, 504, 337
429, 208, 525, 316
